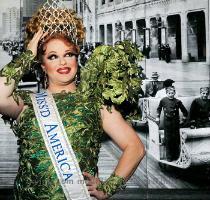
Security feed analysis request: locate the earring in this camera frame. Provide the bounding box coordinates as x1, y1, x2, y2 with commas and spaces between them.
75, 65, 81, 86
44, 72, 49, 89
75, 74, 79, 86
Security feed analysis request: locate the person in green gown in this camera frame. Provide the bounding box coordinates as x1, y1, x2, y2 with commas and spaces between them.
0, 1, 145, 200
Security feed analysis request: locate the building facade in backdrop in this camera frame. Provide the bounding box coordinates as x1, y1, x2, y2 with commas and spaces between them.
1, 7, 20, 40
74, 0, 96, 45
1, 0, 209, 63
91, 0, 210, 64
21, 0, 74, 40
23, 0, 46, 17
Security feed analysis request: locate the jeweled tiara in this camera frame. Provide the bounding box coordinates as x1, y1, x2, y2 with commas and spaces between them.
35, 0, 82, 44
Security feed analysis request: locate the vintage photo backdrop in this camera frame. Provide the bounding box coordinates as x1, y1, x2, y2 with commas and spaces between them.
0, 0, 210, 199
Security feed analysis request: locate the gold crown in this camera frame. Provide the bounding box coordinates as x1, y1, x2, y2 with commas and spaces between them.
25, 0, 84, 45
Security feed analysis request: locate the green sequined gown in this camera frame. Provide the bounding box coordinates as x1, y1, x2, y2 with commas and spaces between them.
0, 41, 142, 200
13, 91, 102, 199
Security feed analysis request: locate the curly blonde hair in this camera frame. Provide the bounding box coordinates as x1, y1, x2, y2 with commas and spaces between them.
25, 5, 85, 47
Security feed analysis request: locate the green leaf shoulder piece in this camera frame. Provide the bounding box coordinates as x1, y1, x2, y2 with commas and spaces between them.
78, 40, 144, 119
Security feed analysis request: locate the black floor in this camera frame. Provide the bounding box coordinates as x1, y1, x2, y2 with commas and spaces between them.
0, 189, 14, 200
1, 189, 210, 200
112, 189, 210, 200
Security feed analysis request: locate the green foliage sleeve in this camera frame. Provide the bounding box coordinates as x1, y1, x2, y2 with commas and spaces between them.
0, 50, 35, 103
78, 40, 144, 119
0, 50, 36, 88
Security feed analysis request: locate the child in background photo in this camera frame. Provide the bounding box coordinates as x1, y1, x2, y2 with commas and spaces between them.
156, 86, 188, 162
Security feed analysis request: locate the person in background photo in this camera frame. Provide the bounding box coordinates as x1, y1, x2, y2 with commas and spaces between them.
156, 86, 188, 162
145, 72, 163, 97
189, 87, 210, 129
143, 45, 151, 59
155, 78, 179, 98
158, 44, 161, 60
160, 44, 165, 60
165, 44, 171, 63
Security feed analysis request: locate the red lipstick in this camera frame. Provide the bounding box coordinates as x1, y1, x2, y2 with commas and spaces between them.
57, 67, 71, 74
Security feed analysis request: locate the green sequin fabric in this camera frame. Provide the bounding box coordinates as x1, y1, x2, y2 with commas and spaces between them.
0, 50, 35, 103
0, 41, 143, 199
12, 91, 102, 200
97, 173, 126, 197
0, 50, 35, 86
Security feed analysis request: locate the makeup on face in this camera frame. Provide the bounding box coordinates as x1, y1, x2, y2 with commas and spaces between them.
56, 67, 71, 74
45, 51, 76, 76
46, 50, 76, 61
41, 39, 78, 87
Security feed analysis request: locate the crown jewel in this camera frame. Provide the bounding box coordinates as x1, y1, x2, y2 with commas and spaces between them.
37, 0, 79, 44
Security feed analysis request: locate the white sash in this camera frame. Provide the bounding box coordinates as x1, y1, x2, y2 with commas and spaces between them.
30, 91, 91, 200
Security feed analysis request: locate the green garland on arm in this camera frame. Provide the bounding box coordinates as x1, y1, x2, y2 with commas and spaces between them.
0, 50, 35, 87
78, 40, 144, 119
96, 173, 126, 197
0, 50, 36, 103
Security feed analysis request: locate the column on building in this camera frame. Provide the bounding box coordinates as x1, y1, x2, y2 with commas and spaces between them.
145, 18, 151, 46
145, 18, 150, 29
104, 24, 107, 45
73, 0, 77, 10
161, 16, 167, 45
205, 9, 210, 64
77, 0, 80, 14
132, 20, 137, 43
90, 0, 96, 46
112, 22, 116, 45
209, 1, 210, 65
181, 12, 188, 62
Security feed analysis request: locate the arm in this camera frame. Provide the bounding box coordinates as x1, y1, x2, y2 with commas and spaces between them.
0, 29, 47, 119
145, 82, 152, 97
0, 50, 35, 119
84, 106, 145, 199
0, 77, 24, 119
100, 106, 145, 180
156, 99, 163, 121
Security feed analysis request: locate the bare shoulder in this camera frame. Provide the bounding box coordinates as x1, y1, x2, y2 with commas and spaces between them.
100, 105, 131, 130
100, 105, 124, 124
